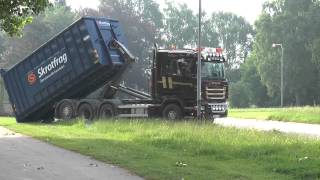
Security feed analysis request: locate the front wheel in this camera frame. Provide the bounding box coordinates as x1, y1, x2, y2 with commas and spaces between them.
162, 104, 182, 120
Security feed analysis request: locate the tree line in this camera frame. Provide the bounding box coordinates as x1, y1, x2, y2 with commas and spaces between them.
233, 0, 320, 107
0, 0, 319, 108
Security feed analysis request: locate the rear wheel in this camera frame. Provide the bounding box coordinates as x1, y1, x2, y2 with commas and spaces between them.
57, 100, 74, 120
162, 104, 182, 120
99, 104, 115, 119
78, 103, 95, 120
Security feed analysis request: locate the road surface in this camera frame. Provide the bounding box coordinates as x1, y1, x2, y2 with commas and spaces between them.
215, 117, 320, 137
0, 126, 143, 180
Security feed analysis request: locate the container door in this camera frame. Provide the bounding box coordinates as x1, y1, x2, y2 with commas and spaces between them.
95, 19, 123, 65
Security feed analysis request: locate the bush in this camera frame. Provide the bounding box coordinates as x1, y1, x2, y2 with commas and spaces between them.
229, 82, 250, 108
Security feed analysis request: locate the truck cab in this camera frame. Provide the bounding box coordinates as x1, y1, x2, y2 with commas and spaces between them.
150, 47, 228, 118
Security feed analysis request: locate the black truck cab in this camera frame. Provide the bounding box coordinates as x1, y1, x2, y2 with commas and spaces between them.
150, 47, 228, 118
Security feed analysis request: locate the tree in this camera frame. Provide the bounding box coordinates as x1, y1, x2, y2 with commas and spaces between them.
0, 0, 51, 36
209, 12, 254, 69
228, 51, 273, 108
0, 3, 76, 68
253, 0, 320, 106
163, 1, 220, 48
163, 1, 198, 48
229, 81, 250, 108
240, 52, 271, 107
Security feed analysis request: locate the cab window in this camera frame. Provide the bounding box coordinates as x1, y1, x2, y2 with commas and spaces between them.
166, 57, 195, 77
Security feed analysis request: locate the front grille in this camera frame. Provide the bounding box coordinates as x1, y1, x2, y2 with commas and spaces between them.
206, 86, 226, 100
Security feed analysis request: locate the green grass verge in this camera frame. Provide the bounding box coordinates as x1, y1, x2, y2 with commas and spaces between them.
1, 117, 320, 179
229, 106, 320, 124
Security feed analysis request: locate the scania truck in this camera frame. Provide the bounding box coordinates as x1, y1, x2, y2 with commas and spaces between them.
1, 17, 228, 122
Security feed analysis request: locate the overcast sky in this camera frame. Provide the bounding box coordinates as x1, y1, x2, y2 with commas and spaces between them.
66, 0, 266, 24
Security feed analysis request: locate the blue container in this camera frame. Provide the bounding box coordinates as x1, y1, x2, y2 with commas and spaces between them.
1, 17, 128, 122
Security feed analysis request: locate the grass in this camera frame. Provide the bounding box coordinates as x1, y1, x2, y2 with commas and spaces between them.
229, 106, 320, 124
1, 117, 320, 179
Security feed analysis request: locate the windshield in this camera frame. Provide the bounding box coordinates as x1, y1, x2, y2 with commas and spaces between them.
201, 62, 225, 80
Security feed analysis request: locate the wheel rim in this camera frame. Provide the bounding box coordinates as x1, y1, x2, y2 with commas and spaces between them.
168, 110, 177, 120
62, 106, 72, 119
60, 103, 73, 120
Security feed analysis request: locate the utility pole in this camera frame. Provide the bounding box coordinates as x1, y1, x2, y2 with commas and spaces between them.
197, 0, 202, 118
272, 43, 284, 107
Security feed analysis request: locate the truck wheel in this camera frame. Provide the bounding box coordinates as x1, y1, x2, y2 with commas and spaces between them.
57, 100, 74, 120
78, 103, 94, 120
99, 104, 115, 119
162, 104, 182, 120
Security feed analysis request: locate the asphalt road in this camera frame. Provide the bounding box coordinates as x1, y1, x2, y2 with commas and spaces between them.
215, 117, 320, 137
0, 126, 143, 180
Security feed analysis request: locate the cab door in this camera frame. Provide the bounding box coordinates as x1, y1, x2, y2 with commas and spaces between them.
157, 52, 196, 100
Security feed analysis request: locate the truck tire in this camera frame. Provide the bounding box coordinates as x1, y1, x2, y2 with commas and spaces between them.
162, 104, 182, 120
78, 103, 95, 120
99, 104, 115, 119
57, 100, 74, 120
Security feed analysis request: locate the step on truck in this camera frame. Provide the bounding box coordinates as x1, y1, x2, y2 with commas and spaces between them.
1, 16, 228, 122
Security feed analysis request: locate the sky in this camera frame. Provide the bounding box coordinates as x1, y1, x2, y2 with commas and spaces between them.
66, 0, 266, 24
